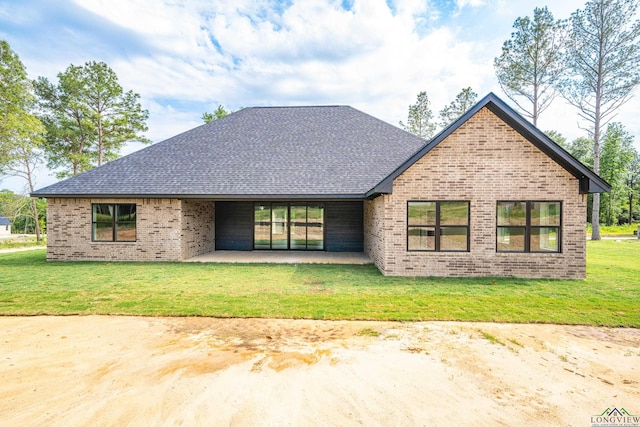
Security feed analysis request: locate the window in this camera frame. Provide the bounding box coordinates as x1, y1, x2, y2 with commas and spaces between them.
407, 201, 469, 251
497, 201, 561, 252
254, 203, 324, 250
92, 204, 137, 242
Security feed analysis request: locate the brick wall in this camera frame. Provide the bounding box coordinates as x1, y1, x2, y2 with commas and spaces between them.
181, 200, 215, 259
46, 198, 186, 261
364, 195, 387, 271
365, 107, 587, 279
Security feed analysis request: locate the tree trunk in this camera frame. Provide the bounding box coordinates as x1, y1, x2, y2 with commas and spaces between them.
30, 197, 41, 243
591, 81, 602, 240
630, 194, 634, 225
592, 193, 601, 239
97, 115, 103, 166
532, 82, 538, 126
25, 159, 41, 243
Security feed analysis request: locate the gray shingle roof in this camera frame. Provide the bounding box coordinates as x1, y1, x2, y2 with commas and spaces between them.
32, 106, 428, 198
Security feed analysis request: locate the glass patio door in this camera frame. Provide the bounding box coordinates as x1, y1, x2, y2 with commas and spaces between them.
271, 205, 288, 249
254, 203, 324, 250
305, 205, 324, 250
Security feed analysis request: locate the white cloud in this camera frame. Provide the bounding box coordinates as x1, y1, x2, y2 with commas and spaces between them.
142, 100, 203, 142
73, 0, 495, 128
2, 0, 639, 195
456, 0, 485, 8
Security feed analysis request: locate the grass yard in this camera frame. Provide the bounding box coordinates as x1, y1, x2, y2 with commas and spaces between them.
588, 223, 639, 236
0, 240, 638, 326
0, 235, 46, 249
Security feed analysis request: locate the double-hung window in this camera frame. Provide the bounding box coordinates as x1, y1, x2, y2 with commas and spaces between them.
92, 204, 137, 242
407, 201, 469, 251
497, 201, 561, 252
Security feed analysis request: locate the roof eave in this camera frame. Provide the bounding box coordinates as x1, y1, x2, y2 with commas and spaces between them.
30, 192, 369, 200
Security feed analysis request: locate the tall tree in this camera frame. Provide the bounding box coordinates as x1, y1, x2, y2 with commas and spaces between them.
202, 105, 230, 123
34, 61, 150, 178
544, 130, 568, 148
565, 135, 597, 224
400, 91, 436, 139
438, 87, 478, 128
0, 190, 46, 235
0, 40, 45, 242
34, 69, 94, 177
560, 0, 640, 239
494, 7, 565, 125
626, 151, 640, 224
567, 136, 595, 169
599, 123, 635, 225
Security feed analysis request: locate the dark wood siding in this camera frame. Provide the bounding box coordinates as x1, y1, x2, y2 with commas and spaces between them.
325, 201, 364, 252
215, 200, 363, 252
215, 202, 253, 250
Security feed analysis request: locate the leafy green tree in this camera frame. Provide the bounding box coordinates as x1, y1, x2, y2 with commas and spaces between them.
544, 130, 567, 148
34, 61, 149, 178
438, 87, 478, 128
559, 0, 640, 239
0, 190, 46, 234
626, 151, 640, 224
34, 71, 94, 177
0, 40, 45, 241
560, 135, 597, 224
566, 136, 594, 169
0, 189, 27, 232
202, 105, 230, 123
494, 7, 565, 125
400, 91, 436, 139
599, 123, 635, 225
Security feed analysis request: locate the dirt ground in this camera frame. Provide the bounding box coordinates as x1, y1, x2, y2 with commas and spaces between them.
1, 316, 638, 426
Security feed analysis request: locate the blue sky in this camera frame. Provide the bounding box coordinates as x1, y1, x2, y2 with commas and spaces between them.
1, 0, 638, 193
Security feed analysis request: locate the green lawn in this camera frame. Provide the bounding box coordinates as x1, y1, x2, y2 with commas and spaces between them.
0, 236, 46, 249
1, 240, 638, 326
588, 223, 639, 236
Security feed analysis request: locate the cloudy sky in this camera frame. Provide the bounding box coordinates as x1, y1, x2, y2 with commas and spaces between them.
1, 0, 639, 193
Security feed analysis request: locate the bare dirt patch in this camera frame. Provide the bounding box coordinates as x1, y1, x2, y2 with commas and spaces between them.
1, 316, 638, 426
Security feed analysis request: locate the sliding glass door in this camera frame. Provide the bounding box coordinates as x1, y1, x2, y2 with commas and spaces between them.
290, 205, 307, 250
271, 205, 288, 249
254, 203, 324, 250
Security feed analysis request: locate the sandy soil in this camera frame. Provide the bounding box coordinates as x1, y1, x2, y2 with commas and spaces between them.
1, 316, 638, 426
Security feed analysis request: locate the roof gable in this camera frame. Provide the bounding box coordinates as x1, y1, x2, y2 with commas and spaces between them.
367, 93, 610, 197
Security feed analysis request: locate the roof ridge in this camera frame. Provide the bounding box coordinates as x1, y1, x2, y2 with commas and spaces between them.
245, 105, 350, 109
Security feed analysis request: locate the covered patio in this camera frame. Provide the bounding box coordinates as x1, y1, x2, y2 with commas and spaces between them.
185, 251, 372, 265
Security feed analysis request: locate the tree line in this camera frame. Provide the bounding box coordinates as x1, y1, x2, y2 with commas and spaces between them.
400, 0, 640, 237
0, 40, 149, 240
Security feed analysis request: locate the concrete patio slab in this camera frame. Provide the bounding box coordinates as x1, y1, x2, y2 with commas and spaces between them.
185, 251, 372, 265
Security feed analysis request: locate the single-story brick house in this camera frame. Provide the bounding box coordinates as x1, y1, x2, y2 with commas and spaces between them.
32, 93, 609, 279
